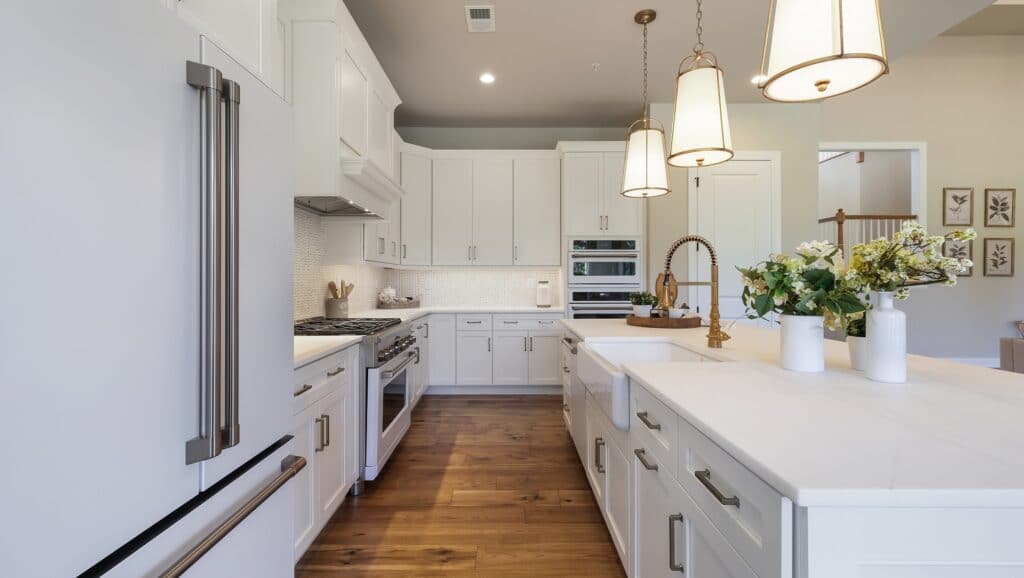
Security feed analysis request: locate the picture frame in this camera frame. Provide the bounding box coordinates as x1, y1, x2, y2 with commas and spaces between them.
984, 188, 1016, 227
942, 187, 973, 226
943, 238, 973, 277
983, 238, 1015, 277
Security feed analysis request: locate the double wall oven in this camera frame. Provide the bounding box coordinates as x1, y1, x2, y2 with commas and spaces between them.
567, 239, 643, 319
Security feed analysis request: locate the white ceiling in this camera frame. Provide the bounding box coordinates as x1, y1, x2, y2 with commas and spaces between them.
945, 4, 1024, 35
345, 0, 995, 127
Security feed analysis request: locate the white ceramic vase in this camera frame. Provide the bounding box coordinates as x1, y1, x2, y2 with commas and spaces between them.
847, 335, 867, 371
633, 305, 653, 318
779, 314, 825, 373
865, 291, 907, 383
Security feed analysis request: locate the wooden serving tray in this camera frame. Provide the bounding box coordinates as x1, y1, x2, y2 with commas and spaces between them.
626, 315, 701, 329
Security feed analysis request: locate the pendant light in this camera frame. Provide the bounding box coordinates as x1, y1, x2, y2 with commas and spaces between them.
757, 0, 888, 102
668, 0, 733, 168
621, 9, 670, 199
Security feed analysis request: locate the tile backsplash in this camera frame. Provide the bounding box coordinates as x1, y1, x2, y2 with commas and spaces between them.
295, 209, 564, 319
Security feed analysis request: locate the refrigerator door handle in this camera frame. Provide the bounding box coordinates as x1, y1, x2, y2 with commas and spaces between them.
221, 77, 241, 450
185, 61, 225, 465
159, 455, 307, 578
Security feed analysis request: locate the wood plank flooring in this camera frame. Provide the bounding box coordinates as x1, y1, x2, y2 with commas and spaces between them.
296, 395, 627, 578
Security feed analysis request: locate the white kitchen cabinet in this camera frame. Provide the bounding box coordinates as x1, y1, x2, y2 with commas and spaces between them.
427, 314, 456, 386
513, 158, 561, 266
291, 403, 319, 560
367, 87, 391, 175
363, 199, 400, 264
338, 50, 368, 156
400, 147, 432, 266
472, 158, 515, 266
605, 435, 630, 563
432, 158, 475, 266
527, 330, 563, 386
492, 331, 529, 385
410, 320, 429, 403
633, 446, 681, 578
316, 386, 347, 519
456, 332, 493, 385
559, 143, 644, 237
585, 396, 607, 505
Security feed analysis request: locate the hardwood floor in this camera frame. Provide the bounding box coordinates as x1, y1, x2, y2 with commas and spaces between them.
296, 395, 626, 578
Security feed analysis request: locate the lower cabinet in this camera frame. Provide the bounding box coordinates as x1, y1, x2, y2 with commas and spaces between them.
427, 314, 456, 386
527, 330, 562, 385
410, 319, 429, 403
291, 344, 359, 561
456, 332, 493, 385
492, 331, 529, 385
584, 394, 630, 563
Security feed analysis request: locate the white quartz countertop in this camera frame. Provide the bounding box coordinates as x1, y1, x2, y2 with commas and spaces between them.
294, 306, 565, 367
562, 318, 1024, 508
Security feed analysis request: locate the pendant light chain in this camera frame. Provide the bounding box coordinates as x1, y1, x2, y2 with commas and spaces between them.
694, 0, 704, 55
641, 20, 648, 116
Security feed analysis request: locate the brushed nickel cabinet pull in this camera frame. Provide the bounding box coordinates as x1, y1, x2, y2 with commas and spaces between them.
523, 337, 528, 351
594, 437, 605, 473
314, 418, 325, 452
695, 468, 740, 507
487, 337, 492, 352
326, 366, 344, 377
293, 384, 313, 397
160, 455, 306, 578
634, 448, 659, 471
637, 410, 662, 431
402, 244, 407, 259
668, 513, 685, 573
321, 414, 330, 447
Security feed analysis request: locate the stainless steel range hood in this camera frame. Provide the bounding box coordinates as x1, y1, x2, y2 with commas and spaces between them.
294, 196, 383, 219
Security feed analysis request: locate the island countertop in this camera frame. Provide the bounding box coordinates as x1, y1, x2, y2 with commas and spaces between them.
561, 318, 1024, 508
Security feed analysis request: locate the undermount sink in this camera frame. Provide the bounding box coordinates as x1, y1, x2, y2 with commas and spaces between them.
577, 340, 717, 430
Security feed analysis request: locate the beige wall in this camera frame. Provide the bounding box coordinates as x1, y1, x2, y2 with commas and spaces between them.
821, 35, 1024, 359
819, 152, 862, 218
860, 151, 913, 215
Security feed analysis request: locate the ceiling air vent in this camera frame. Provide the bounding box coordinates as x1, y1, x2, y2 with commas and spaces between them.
465, 5, 495, 33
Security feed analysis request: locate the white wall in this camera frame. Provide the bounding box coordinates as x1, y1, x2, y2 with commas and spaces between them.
819, 153, 862, 219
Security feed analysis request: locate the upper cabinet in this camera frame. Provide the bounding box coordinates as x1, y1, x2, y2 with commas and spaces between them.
514, 158, 561, 266
559, 143, 644, 238
174, 0, 289, 99
399, 144, 432, 266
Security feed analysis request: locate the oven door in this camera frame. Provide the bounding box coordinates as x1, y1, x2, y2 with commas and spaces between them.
568, 304, 635, 319
364, 349, 417, 480
568, 286, 638, 319
568, 254, 641, 285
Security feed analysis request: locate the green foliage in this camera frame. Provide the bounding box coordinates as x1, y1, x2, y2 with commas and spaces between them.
629, 292, 658, 306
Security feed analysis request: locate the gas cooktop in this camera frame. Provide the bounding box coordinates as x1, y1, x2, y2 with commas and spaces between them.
293, 317, 401, 336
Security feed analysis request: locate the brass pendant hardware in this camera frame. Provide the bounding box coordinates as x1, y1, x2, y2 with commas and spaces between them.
634, 9, 656, 24
815, 79, 831, 93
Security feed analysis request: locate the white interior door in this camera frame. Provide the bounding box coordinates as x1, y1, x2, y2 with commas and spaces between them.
688, 158, 779, 325
472, 158, 514, 265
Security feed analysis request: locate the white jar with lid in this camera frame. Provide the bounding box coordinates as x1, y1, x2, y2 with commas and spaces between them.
536, 281, 552, 308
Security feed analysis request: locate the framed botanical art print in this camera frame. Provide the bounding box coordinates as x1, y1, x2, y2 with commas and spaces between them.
943, 187, 973, 226
943, 238, 973, 277
985, 188, 1016, 227
983, 238, 1014, 277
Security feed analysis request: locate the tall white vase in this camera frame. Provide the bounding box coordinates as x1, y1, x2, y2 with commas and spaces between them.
779, 314, 825, 372
865, 292, 907, 383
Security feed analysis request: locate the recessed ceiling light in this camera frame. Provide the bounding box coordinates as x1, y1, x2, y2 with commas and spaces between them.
479, 72, 495, 84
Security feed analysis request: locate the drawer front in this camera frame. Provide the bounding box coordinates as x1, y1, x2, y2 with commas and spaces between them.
676, 418, 792, 578
493, 314, 563, 331
631, 384, 678, 476
292, 345, 357, 414
457, 314, 492, 331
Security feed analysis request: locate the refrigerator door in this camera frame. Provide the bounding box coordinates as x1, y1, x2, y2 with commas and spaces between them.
0, 1, 203, 575
197, 37, 293, 490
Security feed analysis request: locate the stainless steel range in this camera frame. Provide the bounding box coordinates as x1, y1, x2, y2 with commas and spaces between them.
294, 317, 419, 493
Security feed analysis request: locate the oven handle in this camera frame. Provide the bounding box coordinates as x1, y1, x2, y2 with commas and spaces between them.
570, 305, 634, 311
570, 253, 639, 259
381, 351, 417, 380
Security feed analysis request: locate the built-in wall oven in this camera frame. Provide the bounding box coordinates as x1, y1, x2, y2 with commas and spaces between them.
568, 239, 642, 286
568, 286, 638, 319
365, 330, 418, 481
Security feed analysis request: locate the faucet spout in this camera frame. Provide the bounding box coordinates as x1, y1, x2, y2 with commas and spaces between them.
661, 235, 731, 349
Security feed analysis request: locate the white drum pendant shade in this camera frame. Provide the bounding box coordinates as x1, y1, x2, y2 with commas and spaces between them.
622, 120, 670, 198
759, 0, 888, 102
668, 63, 733, 168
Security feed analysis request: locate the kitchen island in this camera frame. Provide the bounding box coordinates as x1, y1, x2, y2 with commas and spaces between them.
561, 318, 1024, 578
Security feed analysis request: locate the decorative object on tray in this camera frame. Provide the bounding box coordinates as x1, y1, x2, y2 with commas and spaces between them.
377, 296, 421, 310
378, 285, 397, 303
627, 314, 701, 329
984, 188, 1015, 227
630, 291, 658, 318
844, 311, 867, 371
942, 238, 973, 277
845, 223, 975, 383
983, 238, 1015, 277
667, 304, 690, 319
942, 187, 973, 226
739, 240, 866, 373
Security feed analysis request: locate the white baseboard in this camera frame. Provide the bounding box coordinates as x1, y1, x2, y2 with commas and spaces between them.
425, 385, 561, 395
945, 357, 999, 368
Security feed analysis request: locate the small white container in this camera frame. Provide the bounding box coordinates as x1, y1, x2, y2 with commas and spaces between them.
847, 335, 867, 371
668, 308, 686, 319
536, 281, 551, 308
865, 291, 907, 383
633, 305, 653, 318
779, 314, 825, 373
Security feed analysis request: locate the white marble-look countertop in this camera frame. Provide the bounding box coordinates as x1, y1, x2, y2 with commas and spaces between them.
561, 318, 1024, 508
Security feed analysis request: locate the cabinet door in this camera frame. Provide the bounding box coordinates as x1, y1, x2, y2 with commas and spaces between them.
563, 153, 604, 236
316, 387, 347, 520
292, 404, 319, 560
584, 397, 606, 504
570, 377, 587, 461
456, 332, 493, 385
605, 439, 630, 564
472, 158, 514, 265
633, 447, 682, 578
401, 152, 432, 265
385, 199, 401, 264
674, 477, 758, 578
492, 331, 529, 385
338, 50, 367, 155
602, 152, 644, 236
527, 330, 563, 386
514, 158, 560, 266
364, 220, 387, 262
432, 159, 474, 265
427, 315, 456, 385
367, 87, 390, 173
177, 0, 262, 74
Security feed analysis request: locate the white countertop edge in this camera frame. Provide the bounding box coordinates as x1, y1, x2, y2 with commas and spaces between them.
293, 336, 362, 369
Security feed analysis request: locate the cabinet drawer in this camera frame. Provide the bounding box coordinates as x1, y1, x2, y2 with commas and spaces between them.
631, 384, 678, 476
457, 314, 492, 331
493, 314, 562, 331
676, 418, 792, 578
292, 346, 356, 414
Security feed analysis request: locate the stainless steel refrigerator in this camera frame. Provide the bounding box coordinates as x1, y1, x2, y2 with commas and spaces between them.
0, 1, 296, 575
